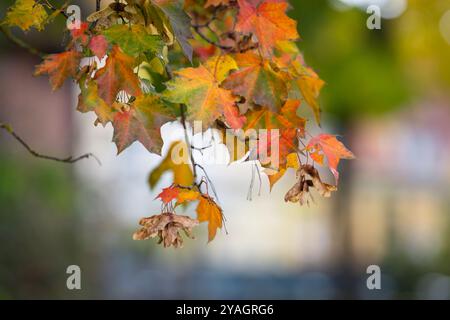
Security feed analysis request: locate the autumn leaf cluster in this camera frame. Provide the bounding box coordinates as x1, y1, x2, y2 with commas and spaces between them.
2, 0, 354, 247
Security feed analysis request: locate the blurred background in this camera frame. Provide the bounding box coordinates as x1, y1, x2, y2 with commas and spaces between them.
1, 0, 450, 299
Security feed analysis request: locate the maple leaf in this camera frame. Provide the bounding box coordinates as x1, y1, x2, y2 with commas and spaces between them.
296, 66, 325, 126
244, 99, 305, 132
88, 35, 109, 59
133, 212, 199, 248
236, 0, 299, 56
194, 44, 217, 61
196, 195, 223, 242
223, 51, 288, 113
77, 75, 117, 126
271, 42, 325, 125
70, 22, 90, 46
265, 152, 299, 190
152, 0, 193, 62
149, 141, 194, 188
112, 94, 176, 154
3, 0, 48, 31
164, 55, 244, 130
156, 186, 180, 203
94, 45, 142, 105
34, 50, 81, 90
242, 100, 304, 167
102, 24, 163, 57
306, 134, 355, 183
176, 189, 200, 205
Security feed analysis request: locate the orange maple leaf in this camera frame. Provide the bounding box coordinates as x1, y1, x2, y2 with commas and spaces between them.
295, 65, 325, 126
236, 0, 299, 56
156, 186, 180, 204
34, 50, 81, 90
164, 55, 245, 130
265, 153, 300, 190
244, 100, 304, 167
223, 51, 288, 113
196, 196, 223, 242
95, 45, 141, 105
306, 134, 355, 183
176, 189, 200, 205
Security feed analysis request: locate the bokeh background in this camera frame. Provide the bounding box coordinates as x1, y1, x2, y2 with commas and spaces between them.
1, 0, 450, 299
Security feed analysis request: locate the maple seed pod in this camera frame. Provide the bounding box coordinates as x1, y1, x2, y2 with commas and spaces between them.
133, 213, 199, 248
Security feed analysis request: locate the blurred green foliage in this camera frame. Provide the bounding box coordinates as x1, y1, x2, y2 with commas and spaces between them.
291, 1, 410, 121
0, 155, 83, 299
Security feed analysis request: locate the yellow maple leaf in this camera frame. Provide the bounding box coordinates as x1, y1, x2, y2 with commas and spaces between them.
196, 196, 223, 242
3, 0, 48, 31
149, 141, 194, 188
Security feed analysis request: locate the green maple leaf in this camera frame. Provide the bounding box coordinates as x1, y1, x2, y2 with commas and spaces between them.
151, 0, 193, 62
102, 24, 164, 57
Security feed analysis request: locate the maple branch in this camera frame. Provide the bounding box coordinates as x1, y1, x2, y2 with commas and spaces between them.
191, 143, 213, 156
0, 1, 71, 58
0, 26, 46, 58
192, 25, 233, 51
191, 6, 234, 52
39, 0, 69, 19
195, 164, 220, 202
0, 122, 101, 166
179, 105, 198, 185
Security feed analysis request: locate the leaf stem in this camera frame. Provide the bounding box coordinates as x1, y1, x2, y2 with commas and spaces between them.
179, 105, 198, 185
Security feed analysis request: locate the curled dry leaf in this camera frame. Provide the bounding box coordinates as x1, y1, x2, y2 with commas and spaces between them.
284, 164, 337, 205
133, 212, 199, 248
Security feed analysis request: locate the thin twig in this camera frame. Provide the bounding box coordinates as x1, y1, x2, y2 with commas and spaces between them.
40, 0, 69, 19
179, 105, 198, 184
1, 123, 101, 166
96, 0, 102, 11
195, 164, 220, 203
1, 0, 71, 58
247, 163, 255, 201
192, 25, 233, 51
255, 162, 262, 196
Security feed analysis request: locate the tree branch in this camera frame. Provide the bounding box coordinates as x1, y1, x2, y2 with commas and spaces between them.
0, 1, 72, 58
0, 25, 46, 58
1, 122, 101, 166
40, 0, 69, 19
192, 25, 233, 51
